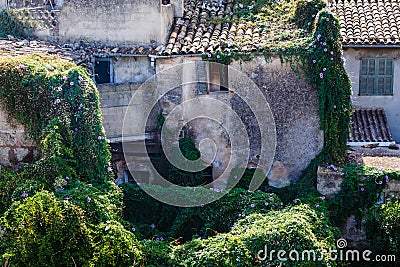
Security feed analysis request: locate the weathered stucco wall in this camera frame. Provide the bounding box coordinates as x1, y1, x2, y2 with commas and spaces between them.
0, 104, 36, 168
0, 53, 322, 187
230, 56, 323, 187
343, 48, 400, 142
98, 81, 158, 143
112, 56, 155, 84
57, 0, 174, 45
155, 56, 323, 187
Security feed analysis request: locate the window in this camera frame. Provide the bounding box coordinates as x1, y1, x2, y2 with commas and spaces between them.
208, 63, 229, 92
359, 58, 393, 96
94, 58, 113, 84
195, 61, 229, 94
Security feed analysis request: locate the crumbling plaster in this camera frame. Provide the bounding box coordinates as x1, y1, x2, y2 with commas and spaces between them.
154, 55, 323, 187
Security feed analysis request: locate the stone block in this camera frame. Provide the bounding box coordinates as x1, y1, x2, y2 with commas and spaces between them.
317, 166, 344, 197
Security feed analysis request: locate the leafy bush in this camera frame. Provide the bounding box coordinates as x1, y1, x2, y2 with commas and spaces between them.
0, 55, 129, 266
328, 164, 400, 226
0, 191, 92, 267
89, 220, 142, 267
56, 180, 123, 223
366, 200, 400, 260
140, 240, 172, 267
0, 55, 112, 186
0, 10, 24, 38
120, 182, 179, 234
171, 189, 282, 238
226, 168, 265, 191
171, 204, 340, 267
121, 182, 282, 241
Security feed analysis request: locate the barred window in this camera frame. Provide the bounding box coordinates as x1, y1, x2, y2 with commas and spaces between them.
359, 58, 393, 96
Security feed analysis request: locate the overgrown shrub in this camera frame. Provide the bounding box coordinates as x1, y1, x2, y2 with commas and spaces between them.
328, 164, 400, 226
366, 200, 400, 260
0, 10, 24, 38
89, 220, 143, 267
0, 55, 112, 186
140, 240, 172, 267
121, 182, 282, 241
0, 192, 92, 267
171, 204, 340, 267
0, 55, 127, 266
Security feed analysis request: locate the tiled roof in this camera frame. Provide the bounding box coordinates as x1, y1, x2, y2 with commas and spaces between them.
330, 0, 400, 45
349, 108, 394, 143
0, 39, 162, 60
163, 0, 305, 55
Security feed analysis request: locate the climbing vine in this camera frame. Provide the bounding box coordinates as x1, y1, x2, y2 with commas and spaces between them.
0, 54, 112, 186
0, 10, 24, 38
202, 0, 351, 163
308, 10, 352, 162
0, 55, 144, 266
328, 164, 400, 226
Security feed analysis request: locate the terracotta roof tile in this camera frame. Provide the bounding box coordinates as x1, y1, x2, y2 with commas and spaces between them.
0, 39, 159, 61
349, 108, 394, 143
163, 0, 305, 55
330, 0, 400, 45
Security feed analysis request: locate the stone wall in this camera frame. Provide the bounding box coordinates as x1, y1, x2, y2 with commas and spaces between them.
98, 81, 158, 143
7, 0, 176, 45
0, 104, 36, 168
231, 56, 323, 187
154, 55, 323, 187
343, 48, 400, 142
112, 56, 155, 84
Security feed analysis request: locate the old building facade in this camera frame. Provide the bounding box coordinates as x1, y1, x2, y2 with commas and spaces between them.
0, 0, 326, 188
331, 0, 400, 144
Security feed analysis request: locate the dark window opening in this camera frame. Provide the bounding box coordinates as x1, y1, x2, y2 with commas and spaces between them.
195, 61, 229, 94
220, 64, 229, 91
94, 58, 111, 84
208, 62, 229, 92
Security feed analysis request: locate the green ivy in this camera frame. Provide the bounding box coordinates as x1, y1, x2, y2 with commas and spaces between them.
203, 0, 351, 163
308, 10, 352, 162
328, 164, 400, 227
0, 54, 112, 186
170, 205, 340, 267
0, 55, 138, 266
0, 10, 24, 38
365, 200, 400, 262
